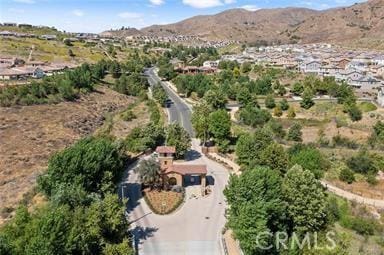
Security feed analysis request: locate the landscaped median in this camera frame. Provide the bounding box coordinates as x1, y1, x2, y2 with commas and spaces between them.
143, 189, 185, 215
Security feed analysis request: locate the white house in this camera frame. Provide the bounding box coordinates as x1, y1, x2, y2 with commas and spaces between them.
203, 60, 219, 68
373, 56, 384, 66
299, 60, 321, 74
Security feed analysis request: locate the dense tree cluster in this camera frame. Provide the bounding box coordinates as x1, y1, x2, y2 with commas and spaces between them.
0, 63, 101, 106
0, 137, 133, 255
224, 165, 328, 254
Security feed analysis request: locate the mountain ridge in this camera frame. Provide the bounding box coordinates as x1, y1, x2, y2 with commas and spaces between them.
101, 0, 384, 48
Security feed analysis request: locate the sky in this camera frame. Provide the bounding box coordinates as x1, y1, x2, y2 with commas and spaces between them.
0, 0, 365, 33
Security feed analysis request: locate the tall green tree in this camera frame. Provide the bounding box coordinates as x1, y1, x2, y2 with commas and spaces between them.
166, 123, 191, 159
208, 109, 231, 142
224, 167, 288, 255
191, 101, 212, 145
203, 89, 227, 109
283, 165, 328, 235
235, 129, 273, 167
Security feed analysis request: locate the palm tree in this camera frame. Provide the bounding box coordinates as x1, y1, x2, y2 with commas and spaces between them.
135, 159, 162, 190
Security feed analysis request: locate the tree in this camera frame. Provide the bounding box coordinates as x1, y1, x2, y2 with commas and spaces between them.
208, 109, 231, 142
339, 167, 355, 184
38, 137, 125, 198
135, 159, 162, 189
346, 149, 378, 174
287, 123, 302, 142
300, 88, 315, 109
240, 62, 252, 73
279, 99, 289, 111
191, 101, 212, 145
264, 94, 276, 109
287, 106, 296, 118
235, 129, 273, 167
236, 87, 252, 105
239, 104, 271, 127
273, 105, 283, 117
283, 165, 328, 235
288, 144, 328, 179
291, 82, 304, 95
166, 123, 191, 159
259, 143, 289, 175
203, 89, 227, 109
152, 84, 167, 106
346, 103, 362, 122
224, 167, 287, 255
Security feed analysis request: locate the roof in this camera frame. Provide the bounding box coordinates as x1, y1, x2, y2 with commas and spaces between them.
166, 164, 207, 175
156, 146, 176, 154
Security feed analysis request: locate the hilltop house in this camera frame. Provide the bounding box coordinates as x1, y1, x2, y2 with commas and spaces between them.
156, 146, 208, 196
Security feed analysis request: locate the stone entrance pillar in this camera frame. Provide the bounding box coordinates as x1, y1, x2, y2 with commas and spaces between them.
201, 174, 206, 196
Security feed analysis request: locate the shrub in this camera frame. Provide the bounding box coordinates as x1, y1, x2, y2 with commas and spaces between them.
346, 150, 378, 174
332, 135, 359, 149
349, 217, 376, 235
339, 167, 355, 184
366, 174, 378, 186
279, 99, 289, 111
287, 123, 302, 142
264, 94, 276, 109
121, 110, 136, 121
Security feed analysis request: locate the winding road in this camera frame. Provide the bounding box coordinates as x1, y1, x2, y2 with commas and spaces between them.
121, 68, 229, 255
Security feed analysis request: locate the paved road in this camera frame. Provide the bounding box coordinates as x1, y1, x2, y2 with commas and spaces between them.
122, 69, 228, 255
144, 68, 194, 137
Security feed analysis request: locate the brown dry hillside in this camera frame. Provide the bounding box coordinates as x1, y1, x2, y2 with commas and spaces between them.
137, 0, 384, 47
291, 0, 384, 45
142, 8, 318, 43
0, 87, 137, 224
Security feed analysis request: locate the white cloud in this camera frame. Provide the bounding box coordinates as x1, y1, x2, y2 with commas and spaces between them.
240, 5, 259, 11
13, 0, 35, 4
72, 9, 84, 17
118, 12, 143, 19
149, 0, 165, 5
9, 8, 25, 13
182, 0, 235, 8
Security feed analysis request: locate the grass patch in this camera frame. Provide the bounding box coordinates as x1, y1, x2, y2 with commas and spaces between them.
358, 102, 377, 113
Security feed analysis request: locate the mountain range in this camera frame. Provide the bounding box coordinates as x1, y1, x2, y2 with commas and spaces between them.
102, 0, 384, 48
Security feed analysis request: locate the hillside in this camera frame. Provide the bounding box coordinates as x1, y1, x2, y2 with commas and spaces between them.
139, 0, 384, 48
100, 27, 142, 38
290, 0, 384, 47
142, 8, 318, 44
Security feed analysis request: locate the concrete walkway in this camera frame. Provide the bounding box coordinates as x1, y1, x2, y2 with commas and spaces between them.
208, 152, 384, 209
321, 180, 384, 209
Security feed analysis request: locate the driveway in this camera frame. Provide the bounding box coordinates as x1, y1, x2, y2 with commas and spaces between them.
124, 140, 229, 255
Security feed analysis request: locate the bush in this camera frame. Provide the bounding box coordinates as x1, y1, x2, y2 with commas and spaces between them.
366, 174, 378, 186
339, 167, 355, 184
287, 123, 302, 142
121, 110, 136, 121
349, 217, 376, 235
332, 135, 359, 149
264, 94, 276, 109
288, 144, 328, 179
346, 150, 378, 174
239, 104, 271, 127
279, 99, 289, 111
